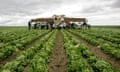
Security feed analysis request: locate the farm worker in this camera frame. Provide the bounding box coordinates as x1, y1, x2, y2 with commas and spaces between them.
34, 23, 37, 29
63, 22, 66, 29
68, 22, 71, 28
88, 24, 91, 29
28, 21, 31, 30
83, 22, 87, 26
46, 22, 49, 29
49, 20, 54, 31
82, 22, 87, 29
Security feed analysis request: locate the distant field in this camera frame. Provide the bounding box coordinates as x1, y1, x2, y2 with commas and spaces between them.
92, 26, 120, 32
0, 26, 120, 31
0, 26, 27, 31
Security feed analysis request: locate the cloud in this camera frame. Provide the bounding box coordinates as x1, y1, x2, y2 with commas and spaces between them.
0, 0, 120, 26
0, 0, 63, 16
81, 6, 104, 13
110, 0, 120, 8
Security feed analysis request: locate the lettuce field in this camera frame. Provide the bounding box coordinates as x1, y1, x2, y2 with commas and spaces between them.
0, 27, 120, 72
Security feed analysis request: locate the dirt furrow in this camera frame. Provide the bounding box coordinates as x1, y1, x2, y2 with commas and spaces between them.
48, 30, 68, 72
69, 31, 120, 69
0, 32, 49, 68
23, 64, 30, 72
0, 42, 4, 46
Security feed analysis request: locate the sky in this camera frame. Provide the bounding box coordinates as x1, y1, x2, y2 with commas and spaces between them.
0, 0, 120, 26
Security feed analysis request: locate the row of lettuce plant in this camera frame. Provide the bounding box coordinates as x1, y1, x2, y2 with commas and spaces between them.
69, 29, 120, 59
0, 30, 47, 47
28, 30, 57, 72
88, 29, 120, 44
0, 30, 48, 60
62, 30, 116, 72
92, 28, 120, 39
0, 30, 32, 43
74, 29, 119, 47
62, 30, 93, 72
87, 29, 119, 43
0, 30, 56, 72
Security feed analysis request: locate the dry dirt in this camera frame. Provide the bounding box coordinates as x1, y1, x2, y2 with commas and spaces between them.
23, 64, 30, 72
0, 42, 4, 46
69, 31, 120, 69
48, 30, 68, 72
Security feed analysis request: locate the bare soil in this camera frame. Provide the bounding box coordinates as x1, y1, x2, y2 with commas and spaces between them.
69, 31, 120, 69
48, 30, 68, 72
0, 32, 49, 68
0, 42, 4, 46
23, 64, 30, 72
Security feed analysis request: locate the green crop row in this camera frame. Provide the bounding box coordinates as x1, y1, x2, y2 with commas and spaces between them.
69, 29, 120, 59
0, 30, 29, 43
0, 30, 47, 44
62, 30, 93, 72
62, 30, 116, 72
92, 28, 120, 38
28, 30, 57, 72
0, 30, 56, 72
0, 30, 48, 60
74, 29, 119, 47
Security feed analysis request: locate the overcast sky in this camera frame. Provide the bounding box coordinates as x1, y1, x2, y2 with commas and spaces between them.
0, 0, 120, 26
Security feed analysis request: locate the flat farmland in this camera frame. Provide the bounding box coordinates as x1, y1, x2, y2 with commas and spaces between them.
0, 26, 120, 72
